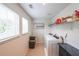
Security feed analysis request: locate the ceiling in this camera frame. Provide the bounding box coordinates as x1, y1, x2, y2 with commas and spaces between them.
20, 3, 70, 19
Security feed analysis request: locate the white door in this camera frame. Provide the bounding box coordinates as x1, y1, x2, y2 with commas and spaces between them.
33, 28, 44, 44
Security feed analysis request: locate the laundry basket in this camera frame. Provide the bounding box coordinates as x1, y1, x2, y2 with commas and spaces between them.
29, 36, 36, 49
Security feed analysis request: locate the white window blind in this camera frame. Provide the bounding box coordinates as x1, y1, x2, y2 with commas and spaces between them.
0, 4, 19, 41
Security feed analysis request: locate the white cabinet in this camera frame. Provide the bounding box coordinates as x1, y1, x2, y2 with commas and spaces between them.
44, 34, 62, 56
47, 41, 59, 56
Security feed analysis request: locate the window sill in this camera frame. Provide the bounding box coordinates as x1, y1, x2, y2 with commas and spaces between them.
0, 33, 29, 45
0, 35, 20, 45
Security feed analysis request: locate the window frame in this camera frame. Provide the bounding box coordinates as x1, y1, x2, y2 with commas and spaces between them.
22, 17, 29, 34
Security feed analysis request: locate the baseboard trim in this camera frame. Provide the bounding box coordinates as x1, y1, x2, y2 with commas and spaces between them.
44, 48, 48, 56
36, 42, 44, 44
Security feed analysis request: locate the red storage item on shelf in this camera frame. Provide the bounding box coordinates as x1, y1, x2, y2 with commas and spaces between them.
75, 10, 79, 17
55, 18, 62, 24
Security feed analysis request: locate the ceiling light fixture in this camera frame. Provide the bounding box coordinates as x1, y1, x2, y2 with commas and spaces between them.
29, 4, 33, 8
42, 3, 46, 6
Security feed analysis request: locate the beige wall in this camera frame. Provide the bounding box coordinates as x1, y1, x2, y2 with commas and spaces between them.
0, 34, 29, 56
0, 3, 32, 56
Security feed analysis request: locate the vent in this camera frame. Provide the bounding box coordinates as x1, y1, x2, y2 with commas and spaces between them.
29, 4, 33, 8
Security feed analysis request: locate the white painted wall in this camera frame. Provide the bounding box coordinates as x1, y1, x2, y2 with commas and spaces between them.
32, 18, 50, 44
32, 18, 45, 43
50, 3, 79, 50
53, 3, 79, 21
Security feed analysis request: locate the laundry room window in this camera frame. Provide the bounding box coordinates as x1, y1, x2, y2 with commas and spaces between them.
22, 17, 28, 34
0, 4, 19, 41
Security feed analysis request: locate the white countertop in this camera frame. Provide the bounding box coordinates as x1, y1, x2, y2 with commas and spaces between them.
44, 33, 62, 43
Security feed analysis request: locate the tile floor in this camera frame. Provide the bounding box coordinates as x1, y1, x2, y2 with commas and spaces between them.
26, 43, 45, 56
